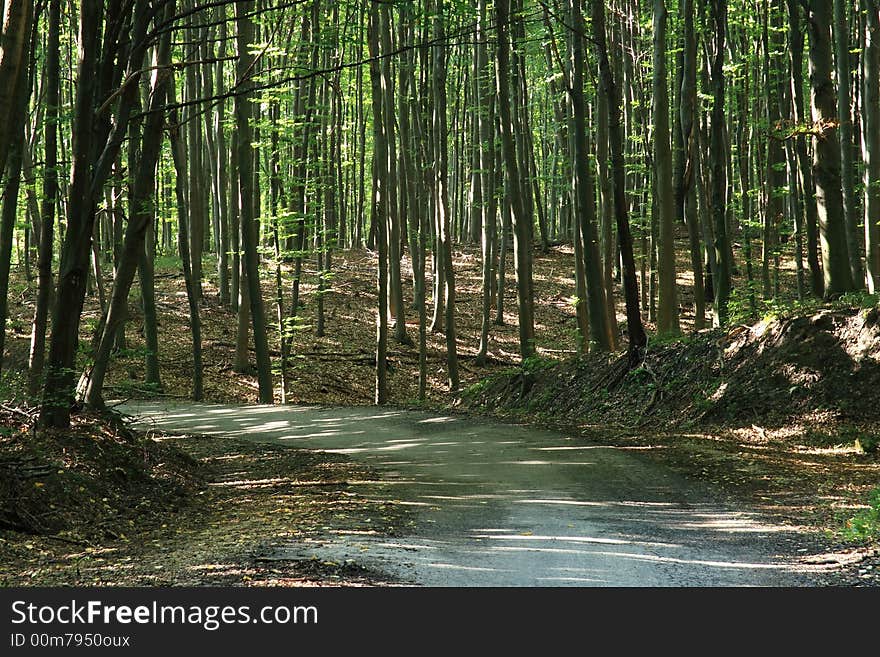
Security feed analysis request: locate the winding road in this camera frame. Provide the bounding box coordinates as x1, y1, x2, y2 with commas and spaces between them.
120, 400, 828, 586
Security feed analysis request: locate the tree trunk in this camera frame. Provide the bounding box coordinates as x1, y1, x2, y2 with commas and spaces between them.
0, 49, 29, 376
0, 0, 32, 179
41, 0, 149, 428
653, 0, 679, 335
433, 2, 459, 391
590, 0, 646, 360
235, 0, 273, 403
807, 0, 856, 297
28, 0, 59, 396
865, 0, 880, 292
496, 0, 535, 360
834, 0, 864, 287
570, 0, 611, 351
709, 0, 732, 325
368, 2, 389, 404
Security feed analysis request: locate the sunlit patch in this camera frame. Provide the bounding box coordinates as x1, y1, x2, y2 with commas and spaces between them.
536, 576, 606, 583
426, 563, 506, 572
471, 533, 680, 548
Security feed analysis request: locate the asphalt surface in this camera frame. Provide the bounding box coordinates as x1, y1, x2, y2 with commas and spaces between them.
120, 400, 834, 586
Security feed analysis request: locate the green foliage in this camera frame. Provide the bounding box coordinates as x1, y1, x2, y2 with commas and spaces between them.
835, 290, 880, 310
520, 354, 556, 375
842, 487, 880, 543
0, 370, 30, 406
463, 377, 490, 398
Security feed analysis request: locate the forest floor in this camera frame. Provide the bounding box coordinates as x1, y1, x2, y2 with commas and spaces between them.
1, 241, 878, 585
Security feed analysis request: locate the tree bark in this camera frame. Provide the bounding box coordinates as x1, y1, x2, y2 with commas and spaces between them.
591, 0, 646, 360
865, 0, 880, 292
496, 0, 535, 359
653, 0, 679, 335
807, 0, 856, 297
834, 0, 864, 287
28, 0, 59, 396
235, 0, 273, 403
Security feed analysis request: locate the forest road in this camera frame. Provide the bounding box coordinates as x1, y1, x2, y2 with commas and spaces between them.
120, 400, 833, 586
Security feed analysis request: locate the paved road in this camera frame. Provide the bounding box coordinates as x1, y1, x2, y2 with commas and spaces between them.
120, 401, 827, 586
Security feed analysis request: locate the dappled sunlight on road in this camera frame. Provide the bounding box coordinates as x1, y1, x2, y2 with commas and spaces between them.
119, 400, 828, 586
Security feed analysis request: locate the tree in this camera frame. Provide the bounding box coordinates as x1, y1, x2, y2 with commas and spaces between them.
807, 0, 856, 298
865, 0, 880, 293
81, 1, 175, 409
653, 0, 679, 335
834, 0, 863, 287
28, 0, 59, 396
368, 0, 389, 404
40, 0, 152, 428
568, 0, 612, 351
590, 0, 647, 360
0, 0, 32, 178
235, 0, 273, 404
679, 0, 706, 329
495, 0, 536, 360
709, 0, 731, 325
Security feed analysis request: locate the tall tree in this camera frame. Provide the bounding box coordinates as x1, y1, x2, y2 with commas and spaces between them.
28, 0, 59, 395
235, 0, 273, 403
569, 0, 612, 351
40, 0, 151, 428
653, 0, 679, 335
787, 0, 824, 297
864, 0, 880, 293
679, 0, 706, 329
495, 0, 536, 360
433, 0, 459, 391
0, 0, 32, 178
709, 0, 731, 325
834, 0, 864, 287
80, 1, 174, 409
591, 0, 647, 360
368, 0, 389, 404
807, 0, 856, 298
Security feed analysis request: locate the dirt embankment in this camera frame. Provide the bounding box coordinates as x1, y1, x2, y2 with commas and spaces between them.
0, 409, 406, 586
463, 307, 880, 443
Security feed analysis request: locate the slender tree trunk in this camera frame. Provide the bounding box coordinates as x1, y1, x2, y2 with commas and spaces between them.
476, 0, 496, 365
709, 0, 731, 325
864, 0, 880, 292
28, 0, 59, 395
591, 0, 646, 360
0, 0, 32, 178
0, 42, 30, 375
433, 2, 459, 391
368, 2, 389, 404
496, 0, 535, 359
679, 0, 705, 330
235, 0, 273, 403
169, 109, 203, 402
763, 0, 786, 300
808, 0, 856, 297
570, 0, 611, 351
788, 0, 824, 297
834, 0, 864, 287
653, 0, 679, 335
